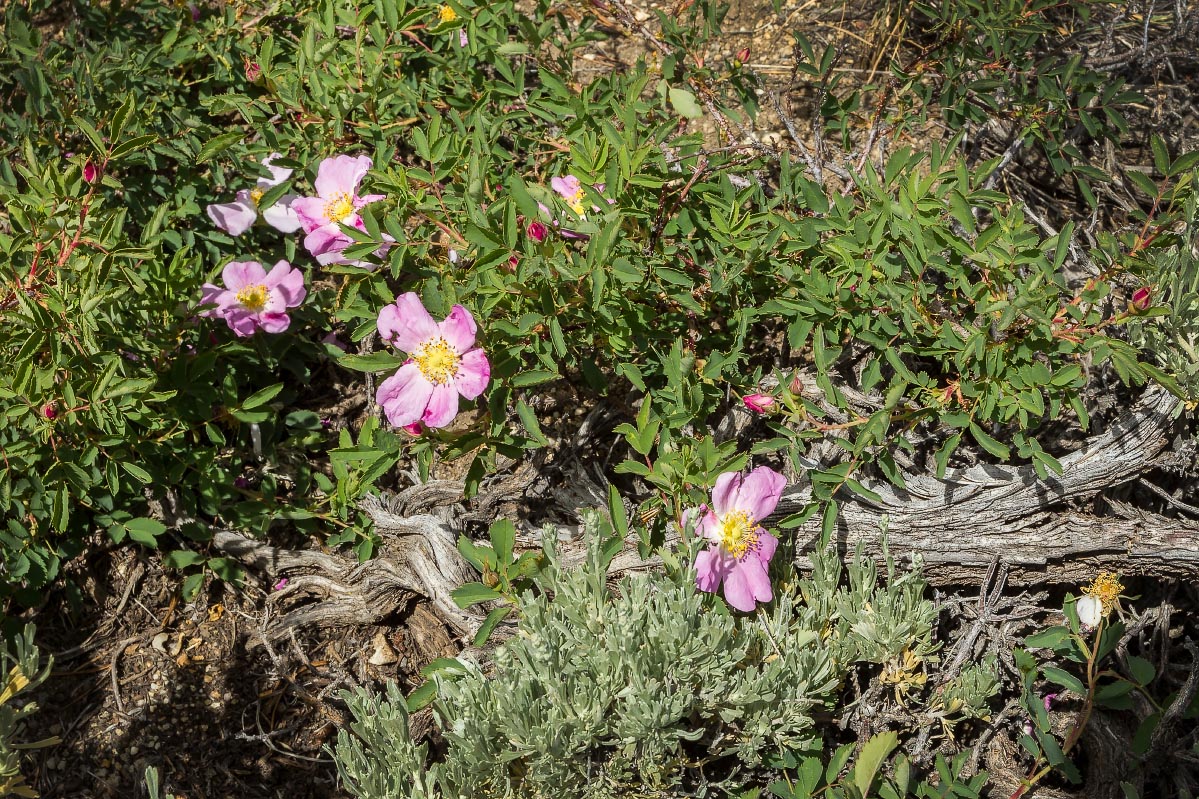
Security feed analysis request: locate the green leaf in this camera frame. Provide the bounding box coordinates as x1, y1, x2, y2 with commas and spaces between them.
405, 680, 438, 712
669, 87, 704, 119
1127, 654, 1156, 685
473, 605, 512, 647
240, 382, 285, 409
163, 550, 205, 569
511, 370, 558, 387
1025, 626, 1070, 649
196, 131, 245, 164
968, 422, 1010, 460
450, 582, 503, 608
1042, 666, 1086, 697
852, 730, 899, 794
489, 519, 516, 566
339, 351, 406, 372
120, 461, 154, 484
125, 517, 167, 546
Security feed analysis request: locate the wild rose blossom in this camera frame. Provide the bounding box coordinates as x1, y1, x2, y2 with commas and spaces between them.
207, 153, 302, 236
199, 260, 306, 337
743, 393, 776, 413
551, 175, 588, 216
291, 155, 385, 260
690, 466, 786, 612
375, 293, 490, 429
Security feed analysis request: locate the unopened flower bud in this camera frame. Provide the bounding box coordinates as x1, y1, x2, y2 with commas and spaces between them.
1130, 286, 1152, 312
743, 393, 776, 413
82, 160, 98, 183
245, 60, 262, 83
734, 47, 750, 66
401, 422, 423, 436
526, 220, 548, 243
43, 404, 57, 420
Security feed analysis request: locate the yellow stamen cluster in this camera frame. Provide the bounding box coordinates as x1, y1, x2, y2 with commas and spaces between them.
323, 191, 355, 222
438, 4, 458, 22
567, 188, 586, 216
235, 284, 269, 312
249, 187, 265, 206
716, 510, 758, 560
414, 336, 460, 385
1083, 572, 1124, 615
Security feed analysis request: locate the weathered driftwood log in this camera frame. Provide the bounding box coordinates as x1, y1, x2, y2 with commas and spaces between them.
767, 385, 1197, 584
213, 492, 485, 639
216, 386, 1196, 641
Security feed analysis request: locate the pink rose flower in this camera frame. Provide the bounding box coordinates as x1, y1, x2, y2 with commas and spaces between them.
207, 153, 302, 236
551, 175, 587, 216
290, 155, 385, 259
199, 260, 306, 337
691, 466, 786, 612
375, 293, 491, 429
742, 393, 776, 413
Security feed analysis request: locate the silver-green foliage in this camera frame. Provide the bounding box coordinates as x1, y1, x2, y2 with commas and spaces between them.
1, 623, 53, 798
335, 515, 942, 799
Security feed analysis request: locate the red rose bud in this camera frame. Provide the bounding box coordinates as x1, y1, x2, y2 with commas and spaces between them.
43, 404, 57, 419
82, 160, 98, 183
742, 393, 776, 413
245, 61, 262, 82
526, 220, 548, 243
1130, 286, 1152, 312
734, 47, 750, 66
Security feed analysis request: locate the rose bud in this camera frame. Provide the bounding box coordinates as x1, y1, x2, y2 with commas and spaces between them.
1129, 286, 1152, 312
43, 404, 58, 420
526, 220, 548, 243
82, 160, 98, 183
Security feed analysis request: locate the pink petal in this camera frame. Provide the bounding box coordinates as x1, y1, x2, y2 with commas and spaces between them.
261, 196, 302, 233
694, 547, 727, 593
223, 308, 259, 337
438, 305, 477, 352
259, 153, 292, 187
422, 383, 460, 428
221, 261, 267, 292
198, 284, 226, 316
551, 175, 580, 199
377, 292, 438, 352
290, 196, 330, 233
754, 531, 778, 565
722, 567, 757, 612
697, 509, 720, 541
354, 193, 386, 209
207, 195, 258, 236
730, 466, 787, 520
376, 363, 433, 428
314, 154, 372, 199
257, 312, 291, 334
304, 222, 353, 257
710, 471, 742, 518
452, 347, 490, 400
263, 261, 306, 308
736, 558, 773, 605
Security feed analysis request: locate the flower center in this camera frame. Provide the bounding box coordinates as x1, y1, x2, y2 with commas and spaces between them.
414, 336, 460, 385
438, 4, 458, 22
716, 510, 758, 560
323, 191, 355, 222
249, 187, 265, 206
567, 187, 586, 215
235, 284, 269, 312
1084, 571, 1124, 614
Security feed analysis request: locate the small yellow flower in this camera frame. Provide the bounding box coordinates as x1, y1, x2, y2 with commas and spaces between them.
1083, 571, 1124, 615
437, 4, 458, 23
879, 649, 927, 704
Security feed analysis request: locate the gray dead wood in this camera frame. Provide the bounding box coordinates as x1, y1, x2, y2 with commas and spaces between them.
212, 492, 484, 640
